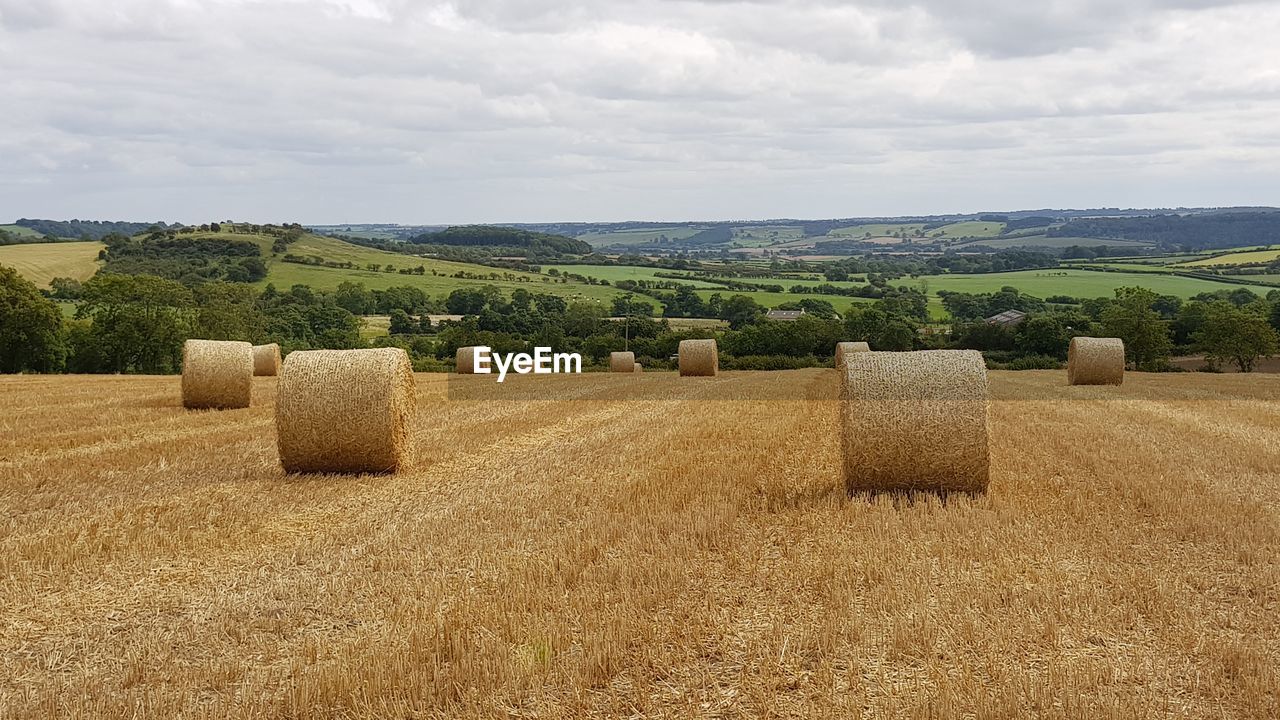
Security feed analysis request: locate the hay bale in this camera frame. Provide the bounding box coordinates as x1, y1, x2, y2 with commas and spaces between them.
455, 346, 479, 374
276, 348, 415, 473
610, 351, 635, 373
678, 339, 718, 377
835, 341, 871, 367
842, 350, 989, 493
252, 343, 281, 376
182, 339, 253, 410
1068, 337, 1125, 385
633, 363, 643, 373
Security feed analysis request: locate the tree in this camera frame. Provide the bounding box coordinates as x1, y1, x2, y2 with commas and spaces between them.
1193, 302, 1278, 372
844, 306, 917, 351
335, 281, 376, 315
1100, 287, 1172, 370
192, 282, 265, 341
0, 266, 65, 372
75, 273, 193, 373
1015, 315, 1069, 358
388, 308, 416, 335
719, 295, 765, 329
48, 277, 84, 300
446, 288, 489, 315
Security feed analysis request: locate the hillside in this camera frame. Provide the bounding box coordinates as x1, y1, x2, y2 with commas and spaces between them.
0, 241, 104, 288
4, 370, 1277, 717
268, 232, 623, 305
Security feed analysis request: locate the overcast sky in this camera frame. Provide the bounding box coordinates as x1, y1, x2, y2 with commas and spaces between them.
1, 0, 1278, 224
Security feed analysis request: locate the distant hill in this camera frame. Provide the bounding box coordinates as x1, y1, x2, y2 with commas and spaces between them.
1047, 212, 1280, 251
12, 218, 176, 240
408, 225, 591, 254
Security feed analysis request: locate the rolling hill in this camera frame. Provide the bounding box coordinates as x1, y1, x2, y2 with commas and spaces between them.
0, 241, 104, 288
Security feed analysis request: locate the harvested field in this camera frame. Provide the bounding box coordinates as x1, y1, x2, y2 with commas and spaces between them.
1, 370, 1278, 718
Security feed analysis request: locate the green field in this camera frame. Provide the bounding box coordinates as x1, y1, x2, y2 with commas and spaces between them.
1062, 262, 1176, 274
691, 288, 878, 314
264, 260, 622, 307
0, 224, 47, 239
896, 268, 1278, 300
730, 226, 805, 247
933, 221, 1005, 238
827, 223, 925, 239
961, 235, 1153, 250
1175, 248, 1280, 267
0, 241, 104, 288
576, 227, 703, 246
542, 264, 724, 289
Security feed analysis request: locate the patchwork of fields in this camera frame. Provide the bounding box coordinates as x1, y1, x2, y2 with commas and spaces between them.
1, 370, 1277, 717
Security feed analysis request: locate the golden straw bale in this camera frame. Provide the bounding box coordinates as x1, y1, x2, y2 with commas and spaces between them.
181, 339, 253, 410
276, 348, 415, 474
1068, 337, 1125, 386
678, 339, 718, 377
633, 363, 643, 373
610, 352, 636, 373
842, 350, 989, 493
456, 346, 479, 374
252, 343, 281, 376
835, 341, 871, 367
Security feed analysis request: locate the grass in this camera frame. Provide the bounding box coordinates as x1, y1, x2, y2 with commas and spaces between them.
730, 226, 805, 247
263, 235, 624, 306
576, 227, 703, 246
898, 268, 1279, 300
541, 264, 725, 289
0, 224, 47, 239
961, 235, 1154, 250
1175, 248, 1280, 267
1062, 262, 1178, 274
826, 223, 925, 239
932, 220, 1005, 238
0, 241, 104, 288
1, 370, 1277, 717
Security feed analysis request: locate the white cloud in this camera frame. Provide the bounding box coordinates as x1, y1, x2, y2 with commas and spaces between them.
0, 0, 1277, 222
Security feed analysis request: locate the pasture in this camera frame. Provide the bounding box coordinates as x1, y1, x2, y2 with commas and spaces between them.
896, 268, 1278, 299
1175, 248, 1280, 267
1, 370, 1277, 717
575, 227, 703, 246
963, 235, 1154, 250
0, 224, 48, 239
0, 241, 104, 288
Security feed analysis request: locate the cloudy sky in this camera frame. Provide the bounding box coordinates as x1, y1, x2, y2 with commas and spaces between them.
1, 0, 1278, 224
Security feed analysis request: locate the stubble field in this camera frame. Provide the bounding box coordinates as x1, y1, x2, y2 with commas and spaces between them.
1, 370, 1278, 718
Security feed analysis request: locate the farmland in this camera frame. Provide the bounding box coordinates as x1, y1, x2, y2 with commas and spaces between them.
894, 268, 1278, 299
0, 224, 48, 239
1, 370, 1277, 717
0, 241, 104, 288
1175, 248, 1280, 267
575, 227, 703, 246
263, 235, 623, 305
962, 235, 1154, 250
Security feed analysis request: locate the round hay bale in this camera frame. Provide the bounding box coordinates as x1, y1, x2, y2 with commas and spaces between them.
842, 350, 989, 493
835, 341, 871, 367
610, 351, 636, 373
455, 346, 479, 374
1068, 337, 1125, 386
276, 348, 415, 474
678, 339, 718, 377
252, 343, 281, 376
633, 363, 643, 373
182, 339, 253, 410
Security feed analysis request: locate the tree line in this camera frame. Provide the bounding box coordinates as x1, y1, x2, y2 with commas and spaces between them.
4, 259, 1279, 374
